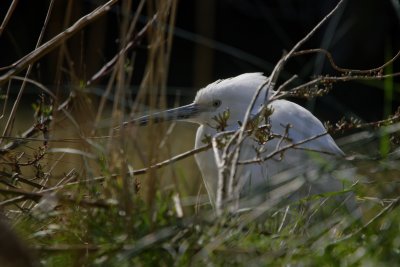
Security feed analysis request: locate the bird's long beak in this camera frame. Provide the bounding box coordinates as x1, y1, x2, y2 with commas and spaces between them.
116, 103, 201, 129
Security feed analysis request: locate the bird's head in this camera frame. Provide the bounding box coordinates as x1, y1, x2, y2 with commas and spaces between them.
121, 73, 272, 129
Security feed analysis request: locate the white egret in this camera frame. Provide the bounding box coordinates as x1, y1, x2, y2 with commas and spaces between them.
126, 73, 348, 209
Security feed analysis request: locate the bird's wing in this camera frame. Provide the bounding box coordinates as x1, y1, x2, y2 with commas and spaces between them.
195, 99, 346, 209
267, 99, 344, 156
237, 99, 346, 205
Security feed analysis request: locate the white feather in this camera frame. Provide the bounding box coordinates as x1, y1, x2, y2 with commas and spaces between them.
193, 73, 346, 208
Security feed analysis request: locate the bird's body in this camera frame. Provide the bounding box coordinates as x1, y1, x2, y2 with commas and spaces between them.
129, 73, 348, 209
192, 73, 344, 207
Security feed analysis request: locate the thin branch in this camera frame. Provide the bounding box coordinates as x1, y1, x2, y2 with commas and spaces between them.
213, 132, 226, 214
0, 81, 11, 119
0, 188, 110, 208
292, 48, 400, 74
0, 171, 46, 190
33, 244, 100, 252
276, 72, 400, 101
238, 131, 332, 165
270, 47, 400, 100
330, 197, 400, 246
1, 143, 213, 198
0, 135, 113, 144
86, 12, 156, 86
10, 76, 57, 99
0, 118, 51, 154
91, 11, 156, 132
0, 0, 55, 146
0, 0, 19, 37
128, 143, 211, 175
0, 0, 119, 85
277, 205, 290, 233
274, 124, 291, 153
270, 0, 346, 87
0, 93, 73, 155
274, 74, 298, 96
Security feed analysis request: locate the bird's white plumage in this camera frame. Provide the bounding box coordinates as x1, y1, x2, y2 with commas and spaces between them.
129, 72, 349, 209
192, 73, 344, 207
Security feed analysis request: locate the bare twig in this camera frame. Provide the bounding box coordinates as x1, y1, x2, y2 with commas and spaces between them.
0, 0, 19, 37
91, 12, 155, 132
274, 74, 298, 96
274, 124, 291, 153
276, 72, 400, 101
270, 0, 346, 86
0, 142, 213, 199
0, 0, 55, 146
33, 244, 100, 252
292, 48, 400, 75
128, 143, 211, 175
238, 131, 332, 165
87, 10, 156, 86
0, 0, 118, 85
0, 188, 110, 208
10, 76, 57, 99
0, 93, 73, 155
213, 132, 226, 213
0, 118, 51, 154
270, 47, 400, 101
0, 172, 46, 189
0, 135, 113, 144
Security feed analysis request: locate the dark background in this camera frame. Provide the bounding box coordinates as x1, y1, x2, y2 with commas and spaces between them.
1, 0, 399, 123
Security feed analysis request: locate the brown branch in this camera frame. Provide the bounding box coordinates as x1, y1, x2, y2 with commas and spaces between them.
274, 72, 400, 101
292, 48, 400, 75
0, 135, 113, 144
0, 171, 46, 189
238, 131, 333, 165
274, 74, 298, 96
33, 244, 100, 252
0, 119, 51, 154
0, 142, 213, 201
126, 143, 212, 175
326, 107, 400, 134
0, 0, 119, 85
0, 188, 110, 208
272, 48, 400, 101
0, 0, 19, 37
270, 0, 346, 86
1, 0, 56, 147
87, 14, 158, 86
10, 76, 57, 99
0, 188, 42, 202
34, 225, 178, 255
0, 92, 74, 155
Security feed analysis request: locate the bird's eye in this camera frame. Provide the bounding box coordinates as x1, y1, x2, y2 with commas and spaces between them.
212, 100, 221, 108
